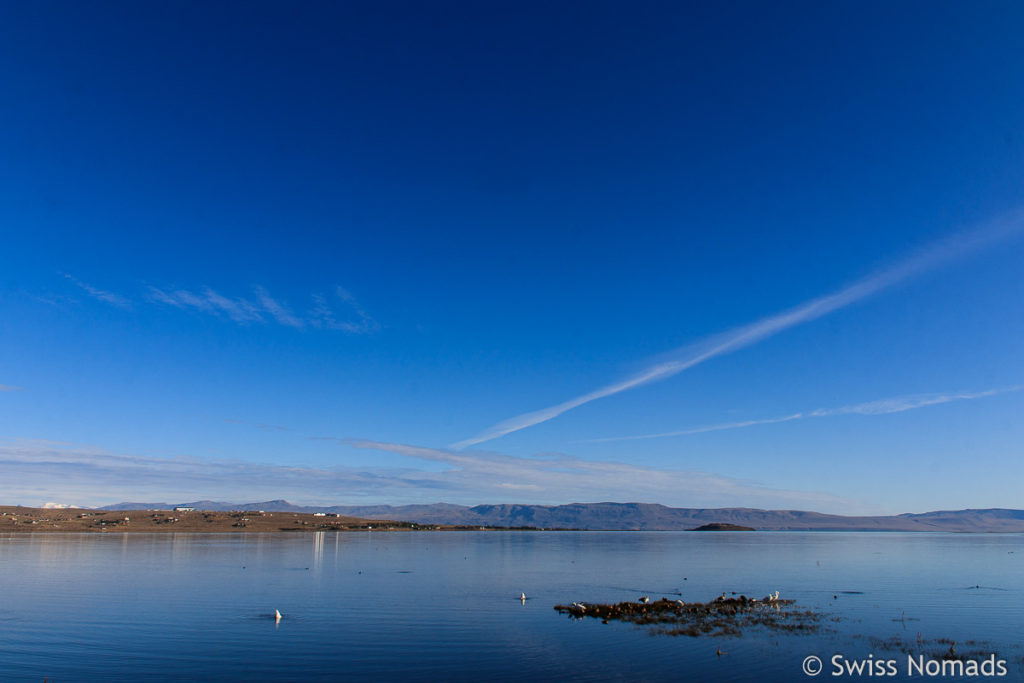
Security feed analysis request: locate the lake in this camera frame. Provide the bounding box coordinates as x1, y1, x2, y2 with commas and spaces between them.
0, 531, 1021, 681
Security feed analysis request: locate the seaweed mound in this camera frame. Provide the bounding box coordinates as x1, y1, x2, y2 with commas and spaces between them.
554, 595, 822, 638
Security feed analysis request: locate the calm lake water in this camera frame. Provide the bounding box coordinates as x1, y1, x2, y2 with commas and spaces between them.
1, 531, 1021, 682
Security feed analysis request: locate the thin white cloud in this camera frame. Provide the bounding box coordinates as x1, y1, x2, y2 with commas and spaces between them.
0, 384, 24, 392
201, 288, 263, 323
63, 274, 132, 308
342, 439, 844, 510
453, 211, 1024, 449
309, 287, 379, 333
588, 385, 1024, 443
53, 276, 375, 333
147, 286, 263, 323
0, 436, 845, 511
818, 386, 1022, 416
255, 287, 303, 328
147, 284, 377, 332
0, 437, 427, 507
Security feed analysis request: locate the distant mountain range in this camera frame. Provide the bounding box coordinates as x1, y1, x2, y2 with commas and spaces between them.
98, 500, 1024, 532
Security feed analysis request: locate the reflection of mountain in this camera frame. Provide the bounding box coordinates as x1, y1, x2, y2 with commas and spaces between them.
99, 500, 1024, 532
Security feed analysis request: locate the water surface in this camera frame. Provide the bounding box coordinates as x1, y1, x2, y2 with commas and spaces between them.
1, 531, 1021, 681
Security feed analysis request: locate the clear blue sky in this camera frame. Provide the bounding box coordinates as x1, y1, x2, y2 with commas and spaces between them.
2, 1, 1022, 513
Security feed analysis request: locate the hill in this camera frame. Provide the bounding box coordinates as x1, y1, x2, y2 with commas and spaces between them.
97, 501, 1024, 532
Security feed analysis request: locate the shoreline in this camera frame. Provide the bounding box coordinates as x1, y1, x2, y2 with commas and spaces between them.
0, 506, 564, 534
4, 506, 1022, 534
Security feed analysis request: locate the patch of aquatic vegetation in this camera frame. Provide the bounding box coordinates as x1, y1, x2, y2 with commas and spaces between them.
554, 595, 828, 638
864, 635, 1003, 662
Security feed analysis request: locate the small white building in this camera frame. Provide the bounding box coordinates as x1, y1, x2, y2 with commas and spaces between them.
174, 506, 195, 512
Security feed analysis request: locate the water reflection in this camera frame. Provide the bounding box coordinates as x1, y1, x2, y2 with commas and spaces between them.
0, 532, 1020, 682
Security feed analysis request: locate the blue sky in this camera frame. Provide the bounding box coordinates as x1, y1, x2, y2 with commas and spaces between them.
2, 1, 1022, 513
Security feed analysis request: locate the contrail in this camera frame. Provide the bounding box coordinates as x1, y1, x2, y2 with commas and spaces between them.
451, 211, 1024, 449
585, 386, 1024, 443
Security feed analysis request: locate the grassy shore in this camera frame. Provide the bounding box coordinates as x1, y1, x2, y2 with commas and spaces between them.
0, 505, 522, 533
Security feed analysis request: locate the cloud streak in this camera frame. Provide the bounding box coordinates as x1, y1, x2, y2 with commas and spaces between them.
0, 384, 24, 392
309, 287, 379, 333
587, 385, 1024, 442
333, 438, 848, 509
255, 287, 303, 328
57, 275, 377, 333
63, 274, 132, 308
0, 436, 844, 511
453, 211, 1024, 449
147, 284, 377, 332
148, 286, 264, 323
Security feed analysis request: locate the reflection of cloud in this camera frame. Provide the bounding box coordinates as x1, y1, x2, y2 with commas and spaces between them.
454, 211, 1024, 449
63, 274, 131, 308
0, 437, 844, 511
589, 385, 1024, 442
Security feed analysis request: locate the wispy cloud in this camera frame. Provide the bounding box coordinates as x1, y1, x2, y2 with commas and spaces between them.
147, 286, 264, 323
587, 385, 1024, 443
309, 287, 379, 333
341, 439, 845, 510
0, 436, 845, 511
147, 284, 377, 332
0, 438, 428, 507
0, 384, 24, 392
453, 211, 1024, 449
63, 274, 132, 308
57, 274, 376, 333
255, 287, 303, 328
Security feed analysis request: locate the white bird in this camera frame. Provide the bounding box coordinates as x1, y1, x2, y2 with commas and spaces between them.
520, 592, 527, 601
766, 591, 780, 603
639, 596, 650, 604
275, 609, 283, 621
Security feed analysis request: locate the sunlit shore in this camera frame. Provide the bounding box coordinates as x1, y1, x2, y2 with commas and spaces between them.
0, 506, 557, 533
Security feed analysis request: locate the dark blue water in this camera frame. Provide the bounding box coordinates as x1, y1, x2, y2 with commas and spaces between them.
1, 532, 1021, 682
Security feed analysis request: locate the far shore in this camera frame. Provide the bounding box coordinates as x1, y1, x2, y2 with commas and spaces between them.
6, 504, 1024, 534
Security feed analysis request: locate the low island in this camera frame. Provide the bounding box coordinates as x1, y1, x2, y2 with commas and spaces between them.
689, 523, 756, 531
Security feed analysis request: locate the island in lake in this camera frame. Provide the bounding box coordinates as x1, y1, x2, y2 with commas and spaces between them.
689, 523, 756, 531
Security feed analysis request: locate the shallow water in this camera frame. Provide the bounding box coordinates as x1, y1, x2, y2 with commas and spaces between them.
0, 531, 1021, 681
